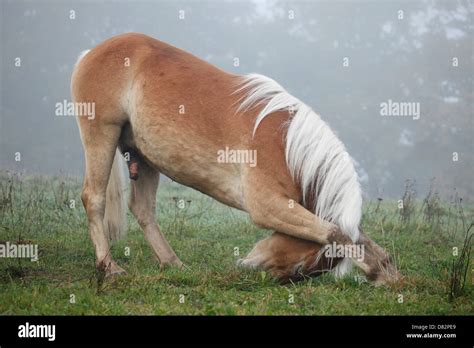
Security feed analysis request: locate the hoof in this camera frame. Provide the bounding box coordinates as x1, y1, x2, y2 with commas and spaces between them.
104, 261, 127, 278
160, 258, 184, 270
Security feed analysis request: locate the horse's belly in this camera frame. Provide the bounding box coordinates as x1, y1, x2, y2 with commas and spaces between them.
130, 117, 245, 210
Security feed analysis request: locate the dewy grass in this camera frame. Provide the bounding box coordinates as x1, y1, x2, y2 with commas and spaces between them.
0, 171, 472, 315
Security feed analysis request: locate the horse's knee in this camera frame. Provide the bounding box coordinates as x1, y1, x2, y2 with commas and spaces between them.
81, 186, 105, 218
81, 186, 93, 214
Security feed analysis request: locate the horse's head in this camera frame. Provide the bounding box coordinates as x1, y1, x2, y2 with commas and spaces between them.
353, 228, 401, 286
238, 232, 342, 282
239, 229, 401, 286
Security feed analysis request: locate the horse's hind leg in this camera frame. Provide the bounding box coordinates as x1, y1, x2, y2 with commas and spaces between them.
80, 123, 125, 276
128, 159, 182, 268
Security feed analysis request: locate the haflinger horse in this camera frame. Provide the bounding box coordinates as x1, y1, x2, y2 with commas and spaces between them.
71, 33, 400, 286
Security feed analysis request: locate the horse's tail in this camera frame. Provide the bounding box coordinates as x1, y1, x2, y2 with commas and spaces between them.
74, 49, 127, 242
103, 149, 127, 242
236, 73, 363, 277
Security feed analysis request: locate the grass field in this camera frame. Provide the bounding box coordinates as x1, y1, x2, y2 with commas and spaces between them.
0, 172, 472, 315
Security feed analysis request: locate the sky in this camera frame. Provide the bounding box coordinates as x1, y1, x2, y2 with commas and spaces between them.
1, 0, 473, 200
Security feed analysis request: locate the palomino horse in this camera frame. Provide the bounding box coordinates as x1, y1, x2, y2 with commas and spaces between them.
72, 33, 399, 285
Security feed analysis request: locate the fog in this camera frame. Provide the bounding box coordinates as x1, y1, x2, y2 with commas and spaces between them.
1, 0, 473, 200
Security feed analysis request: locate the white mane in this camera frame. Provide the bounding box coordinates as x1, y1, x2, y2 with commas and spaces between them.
236, 73, 363, 277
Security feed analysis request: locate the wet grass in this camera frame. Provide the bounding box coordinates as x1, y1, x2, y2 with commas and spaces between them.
0, 172, 472, 315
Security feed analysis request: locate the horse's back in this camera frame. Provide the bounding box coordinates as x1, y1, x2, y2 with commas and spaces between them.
73, 32, 246, 137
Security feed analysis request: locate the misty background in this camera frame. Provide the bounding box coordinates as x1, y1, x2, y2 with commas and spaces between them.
1, 0, 473, 200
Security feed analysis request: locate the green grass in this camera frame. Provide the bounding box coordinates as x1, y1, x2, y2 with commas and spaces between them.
0, 172, 472, 315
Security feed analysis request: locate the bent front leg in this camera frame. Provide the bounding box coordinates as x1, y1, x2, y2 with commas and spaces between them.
243, 182, 353, 246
